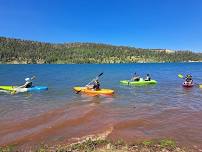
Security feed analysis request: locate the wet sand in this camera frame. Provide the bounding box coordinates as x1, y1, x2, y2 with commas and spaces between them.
0, 99, 202, 151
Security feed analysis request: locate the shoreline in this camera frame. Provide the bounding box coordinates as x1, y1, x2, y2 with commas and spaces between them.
0, 137, 193, 152
1, 61, 202, 64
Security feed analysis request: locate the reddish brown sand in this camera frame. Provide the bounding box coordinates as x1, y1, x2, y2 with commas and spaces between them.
0, 102, 202, 151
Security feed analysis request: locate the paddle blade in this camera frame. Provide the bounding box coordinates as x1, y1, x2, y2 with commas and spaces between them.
98, 72, 104, 77
94, 72, 104, 81
178, 74, 183, 79
76, 90, 81, 94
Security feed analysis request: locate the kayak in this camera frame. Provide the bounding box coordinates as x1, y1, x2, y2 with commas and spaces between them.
0, 86, 48, 92
200, 85, 202, 88
73, 87, 114, 95
26, 86, 48, 91
0, 86, 14, 91
182, 82, 194, 88
0, 86, 48, 93
120, 79, 157, 85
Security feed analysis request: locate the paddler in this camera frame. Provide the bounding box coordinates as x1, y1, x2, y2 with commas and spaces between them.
19, 76, 36, 88
144, 74, 151, 81
86, 79, 100, 91
185, 74, 193, 84
131, 72, 140, 81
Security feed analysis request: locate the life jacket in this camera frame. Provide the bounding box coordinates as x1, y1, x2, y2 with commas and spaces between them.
145, 76, 151, 81
25, 82, 32, 88
185, 75, 192, 82
93, 82, 100, 90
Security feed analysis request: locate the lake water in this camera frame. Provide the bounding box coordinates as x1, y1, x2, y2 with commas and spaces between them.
0, 63, 202, 150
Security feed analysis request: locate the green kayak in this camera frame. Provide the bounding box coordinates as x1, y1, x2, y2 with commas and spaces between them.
120, 79, 157, 85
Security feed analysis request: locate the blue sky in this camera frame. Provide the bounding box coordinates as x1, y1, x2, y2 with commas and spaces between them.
1, 0, 202, 52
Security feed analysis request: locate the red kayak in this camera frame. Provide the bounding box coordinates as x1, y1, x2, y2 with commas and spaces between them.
182, 82, 194, 87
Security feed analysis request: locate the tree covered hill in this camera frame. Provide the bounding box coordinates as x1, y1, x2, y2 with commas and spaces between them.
0, 37, 202, 64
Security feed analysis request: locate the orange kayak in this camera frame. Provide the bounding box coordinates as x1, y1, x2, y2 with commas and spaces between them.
73, 87, 114, 95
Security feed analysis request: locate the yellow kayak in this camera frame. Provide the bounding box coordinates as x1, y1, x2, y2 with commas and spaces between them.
0, 86, 15, 91
73, 87, 114, 95
200, 85, 202, 88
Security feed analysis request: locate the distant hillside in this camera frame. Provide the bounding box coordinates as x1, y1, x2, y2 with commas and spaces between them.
0, 37, 202, 64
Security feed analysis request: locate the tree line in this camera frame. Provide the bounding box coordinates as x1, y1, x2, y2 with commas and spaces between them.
0, 37, 202, 64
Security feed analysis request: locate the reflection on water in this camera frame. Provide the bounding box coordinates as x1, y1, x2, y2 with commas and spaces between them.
0, 63, 202, 150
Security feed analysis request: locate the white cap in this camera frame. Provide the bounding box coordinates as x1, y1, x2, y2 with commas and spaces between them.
25, 78, 31, 82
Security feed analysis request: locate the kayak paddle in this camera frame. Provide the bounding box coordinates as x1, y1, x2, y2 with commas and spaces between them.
86, 72, 103, 86
75, 72, 104, 94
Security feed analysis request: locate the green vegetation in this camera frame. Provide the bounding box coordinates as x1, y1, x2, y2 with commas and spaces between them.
38, 138, 185, 152
160, 139, 176, 148
1, 37, 202, 64
65, 138, 108, 152
0, 138, 187, 152
0, 145, 15, 152
142, 139, 176, 148
142, 140, 154, 146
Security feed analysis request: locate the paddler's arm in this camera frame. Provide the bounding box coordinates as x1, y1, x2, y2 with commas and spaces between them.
86, 84, 93, 89
18, 82, 28, 88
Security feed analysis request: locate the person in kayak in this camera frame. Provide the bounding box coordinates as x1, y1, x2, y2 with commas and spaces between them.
144, 74, 151, 81
131, 72, 140, 81
185, 74, 193, 84
19, 76, 35, 88
86, 80, 100, 90
93, 80, 100, 90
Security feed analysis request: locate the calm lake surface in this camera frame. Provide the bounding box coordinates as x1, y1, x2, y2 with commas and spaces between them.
0, 63, 202, 150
